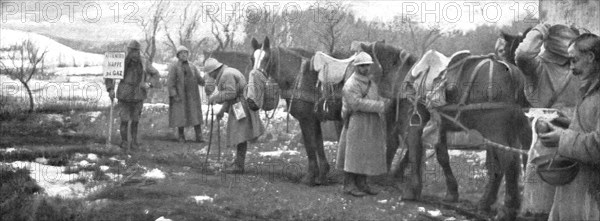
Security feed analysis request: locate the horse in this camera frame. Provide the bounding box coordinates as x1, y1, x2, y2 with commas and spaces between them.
385, 45, 531, 219
245, 37, 418, 186
245, 37, 331, 185
500, 28, 534, 169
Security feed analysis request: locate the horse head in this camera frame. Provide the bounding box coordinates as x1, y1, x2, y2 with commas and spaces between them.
360, 40, 417, 99
245, 37, 274, 111
246, 37, 311, 111
500, 27, 532, 64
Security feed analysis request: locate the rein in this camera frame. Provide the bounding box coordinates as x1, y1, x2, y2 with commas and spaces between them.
253, 47, 281, 121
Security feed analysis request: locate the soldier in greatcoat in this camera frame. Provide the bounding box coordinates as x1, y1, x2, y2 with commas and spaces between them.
515, 24, 580, 219
336, 52, 390, 197
205, 58, 264, 173
167, 46, 205, 143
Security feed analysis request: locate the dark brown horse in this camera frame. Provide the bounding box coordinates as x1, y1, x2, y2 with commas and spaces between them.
245, 37, 330, 185
385, 48, 531, 219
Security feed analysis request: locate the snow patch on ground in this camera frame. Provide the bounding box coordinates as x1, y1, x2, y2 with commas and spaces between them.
4, 161, 96, 198
258, 150, 300, 157
143, 168, 166, 179
191, 195, 214, 204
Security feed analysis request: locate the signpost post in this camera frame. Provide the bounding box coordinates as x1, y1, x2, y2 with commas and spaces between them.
103, 52, 125, 148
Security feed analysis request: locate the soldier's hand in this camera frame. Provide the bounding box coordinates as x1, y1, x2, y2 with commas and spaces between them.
382, 98, 392, 112
216, 111, 224, 120
141, 82, 151, 90
108, 90, 115, 100
533, 23, 551, 40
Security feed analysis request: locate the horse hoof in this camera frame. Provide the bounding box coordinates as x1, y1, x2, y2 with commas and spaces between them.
315, 176, 327, 186
402, 188, 421, 201
301, 175, 316, 186
442, 193, 458, 202
477, 205, 492, 214
494, 207, 517, 221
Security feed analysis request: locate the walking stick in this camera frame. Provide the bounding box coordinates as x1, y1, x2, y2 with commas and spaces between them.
217, 117, 221, 162
107, 97, 114, 148
205, 104, 214, 164
205, 103, 210, 128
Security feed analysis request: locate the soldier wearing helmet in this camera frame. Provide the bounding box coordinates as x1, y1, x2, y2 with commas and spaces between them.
105, 40, 159, 150
336, 52, 391, 197
515, 24, 582, 219
204, 57, 264, 174
167, 45, 206, 143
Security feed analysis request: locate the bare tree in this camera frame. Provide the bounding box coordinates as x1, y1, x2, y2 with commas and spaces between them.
390, 16, 446, 57
163, 2, 209, 62
312, 1, 349, 54
243, 10, 291, 48
140, 0, 169, 63
207, 7, 241, 51
0, 40, 48, 113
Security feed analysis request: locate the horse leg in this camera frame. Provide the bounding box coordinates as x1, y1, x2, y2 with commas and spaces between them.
313, 119, 330, 185
435, 128, 459, 202
386, 110, 400, 170
391, 148, 410, 182
477, 148, 504, 213
403, 124, 425, 201
518, 115, 532, 171
495, 132, 522, 221
298, 118, 319, 186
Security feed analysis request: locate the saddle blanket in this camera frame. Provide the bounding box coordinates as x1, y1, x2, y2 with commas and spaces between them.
312, 51, 355, 84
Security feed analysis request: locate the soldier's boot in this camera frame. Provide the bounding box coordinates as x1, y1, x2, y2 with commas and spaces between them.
178, 127, 185, 143
194, 124, 205, 143
342, 172, 366, 197
224, 142, 247, 174
119, 121, 129, 149
130, 121, 139, 150
356, 174, 378, 195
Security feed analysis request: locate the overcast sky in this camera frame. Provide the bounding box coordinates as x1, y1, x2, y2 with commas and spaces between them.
350, 1, 539, 31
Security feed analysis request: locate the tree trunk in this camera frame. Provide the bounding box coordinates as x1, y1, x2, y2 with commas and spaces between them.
22, 81, 34, 113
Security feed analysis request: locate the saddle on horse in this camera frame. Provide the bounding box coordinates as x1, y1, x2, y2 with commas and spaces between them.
312, 52, 356, 121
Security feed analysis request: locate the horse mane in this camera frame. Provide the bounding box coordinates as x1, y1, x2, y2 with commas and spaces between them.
501, 27, 532, 64
205, 50, 252, 77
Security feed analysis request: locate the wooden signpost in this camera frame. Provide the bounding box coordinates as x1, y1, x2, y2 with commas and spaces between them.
103, 52, 125, 148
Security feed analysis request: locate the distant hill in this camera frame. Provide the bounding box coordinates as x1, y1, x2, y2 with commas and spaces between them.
1, 29, 104, 68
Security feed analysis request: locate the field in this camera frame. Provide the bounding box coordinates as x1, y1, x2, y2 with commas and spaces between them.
0, 70, 510, 220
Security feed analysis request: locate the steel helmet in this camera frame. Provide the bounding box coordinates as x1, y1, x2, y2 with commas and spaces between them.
204, 58, 223, 74
541, 24, 578, 63
176, 46, 189, 55
127, 40, 141, 50
354, 52, 374, 65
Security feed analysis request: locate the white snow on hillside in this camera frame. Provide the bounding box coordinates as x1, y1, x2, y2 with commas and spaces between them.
1, 28, 104, 68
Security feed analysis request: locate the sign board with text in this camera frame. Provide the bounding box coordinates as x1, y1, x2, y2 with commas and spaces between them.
103, 52, 126, 79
